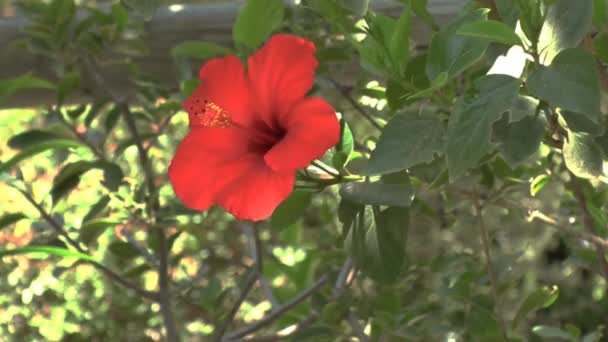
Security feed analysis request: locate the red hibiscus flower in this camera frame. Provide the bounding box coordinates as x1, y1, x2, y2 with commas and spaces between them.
169, 34, 340, 221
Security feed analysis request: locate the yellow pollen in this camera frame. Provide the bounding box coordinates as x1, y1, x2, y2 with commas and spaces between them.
190, 100, 232, 128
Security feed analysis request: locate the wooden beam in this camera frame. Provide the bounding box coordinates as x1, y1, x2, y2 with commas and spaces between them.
0, 0, 465, 108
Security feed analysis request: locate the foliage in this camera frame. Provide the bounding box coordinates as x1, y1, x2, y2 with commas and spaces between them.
1, 0, 608, 340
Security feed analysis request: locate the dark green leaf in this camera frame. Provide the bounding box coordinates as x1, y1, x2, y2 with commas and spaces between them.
171, 41, 233, 59
446, 74, 521, 180
104, 106, 122, 132
333, 120, 354, 169
426, 8, 489, 81
563, 132, 604, 179
0, 213, 27, 230
51, 161, 92, 204
528, 48, 601, 123
84, 98, 111, 127
492, 115, 545, 166
457, 19, 523, 46
80, 218, 118, 246
8, 129, 67, 150
0, 245, 96, 262
108, 241, 140, 259
389, 5, 411, 76
592, 33, 608, 64
594, 0, 608, 29
359, 207, 409, 283
271, 191, 312, 230
83, 195, 111, 222
233, 0, 284, 49
513, 285, 559, 327
57, 71, 80, 106
0, 140, 86, 174
466, 306, 502, 339
366, 114, 443, 175
410, 0, 438, 30
509, 95, 539, 122
0, 74, 54, 104
537, 0, 593, 64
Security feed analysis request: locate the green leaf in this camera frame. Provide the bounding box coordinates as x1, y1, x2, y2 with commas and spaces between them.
563, 132, 604, 179
513, 285, 559, 328
361, 207, 409, 283
83, 195, 111, 222
51, 161, 124, 204
108, 241, 140, 259
271, 191, 312, 230
171, 41, 233, 59
594, 0, 608, 29
51, 161, 92, 204
365, 114, 443, 175
0, 74, 54, 105
121, 0, 160, 20
84, 98, 110, 127
405, 71, 448, 101
537, 0, 593, 64
426, 8, 489, 81
8, 129, 67, 150
528, 48, 601, 123
446, 74, 521, 180
592, 33, 608, 64
457, 19, 523, 46
0, 245, 97, 263
509, 95, 539, 122
80, 218, 119, 246
466, 306, 502, 340
410, 0, 438, 31
389, 4, 411, 76
57, 71, 80, 105
530, 174, 551, 196
532, 325, 573, 340
333, 120, 354, 169
0, 140, 86, 173
233, 0, 284, 49
492, 115, 545, 166
340, 181, 414, 207
0, 213, 27, 230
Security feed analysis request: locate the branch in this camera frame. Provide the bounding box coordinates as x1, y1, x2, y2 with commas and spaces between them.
214, 223, 262, 340
474, 197, 508, 340
328, 79, 383, 131
17, 187, 159, 301
223, 275, 329, 341
158, 229, 181, 341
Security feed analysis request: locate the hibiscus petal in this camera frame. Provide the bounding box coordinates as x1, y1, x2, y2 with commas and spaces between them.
184, 55, 253, 127
264, 97, 340, 172
168, 127, 258, 210
217, 164, 295, 221
247, 34, 318, 125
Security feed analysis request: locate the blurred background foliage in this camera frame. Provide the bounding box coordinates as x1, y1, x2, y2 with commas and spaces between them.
1, 0, 608, 341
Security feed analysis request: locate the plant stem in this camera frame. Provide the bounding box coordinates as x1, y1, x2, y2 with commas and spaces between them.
328, 78, 383, 131
474, 198, 508, 340
158, 228, 181, 341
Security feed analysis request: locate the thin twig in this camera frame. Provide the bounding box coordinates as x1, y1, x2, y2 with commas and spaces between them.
474, 197, 508, 340
214, 223, 262, 341
17, 188, 159, 301
224, 275, 329, 341
51, 106, 106, 159
158, 228, 181, 341
328, 79, 383, 131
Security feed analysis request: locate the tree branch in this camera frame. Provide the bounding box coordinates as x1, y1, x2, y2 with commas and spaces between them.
223, 275, 329, 341
17, 187, 159, 301
158, 228, 181, 341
